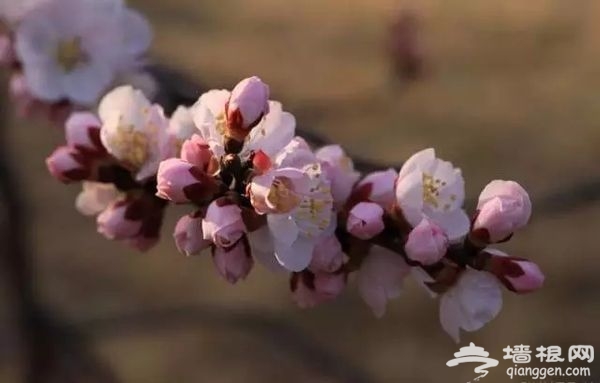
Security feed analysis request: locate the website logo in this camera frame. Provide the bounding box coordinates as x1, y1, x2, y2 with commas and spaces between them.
446, 343, 499, 382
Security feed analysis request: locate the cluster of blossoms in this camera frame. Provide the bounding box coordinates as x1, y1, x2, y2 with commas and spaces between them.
46, 75, 544, 341
0, 0, 154, 121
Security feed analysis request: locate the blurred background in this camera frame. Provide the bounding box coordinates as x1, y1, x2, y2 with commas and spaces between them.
1, 0, 599, 382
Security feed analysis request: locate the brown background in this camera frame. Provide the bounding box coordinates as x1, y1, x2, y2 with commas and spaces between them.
1, 0, 599, 382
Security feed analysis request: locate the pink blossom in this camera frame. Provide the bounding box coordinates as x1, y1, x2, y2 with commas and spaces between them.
212, 236, 254, 284
347, 202, 385, 240
316, 145, 360, 208
202, 199, 246, 248
9, 74, 36, 117
173, 212, 211, 256
96, 200, 142, 240
395, 148, 469, 241
226, 76, 270, 136
439, 269, 502, 342
180, 134, 214, 170
46, 146, 89, 183
354, 168, 397, 207
357, 247, 410, 317
309, 234, 344, 273
473, 180, 532, 243
405, 218, 449, 265
156, 158, 217, 203
65, 112, 104, 153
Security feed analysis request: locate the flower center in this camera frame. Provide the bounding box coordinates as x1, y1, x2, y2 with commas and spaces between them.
56, 37, 85, 72
422, 173, 456, 211
267, 176, 301, 213
107, 123, 149, 169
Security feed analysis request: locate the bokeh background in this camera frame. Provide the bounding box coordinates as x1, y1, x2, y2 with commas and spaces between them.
1, 0, 599, 382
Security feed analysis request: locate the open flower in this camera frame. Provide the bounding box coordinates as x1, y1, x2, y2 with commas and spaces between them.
439, 268, 502, 342
191, 77, 295, 159
395, 148, 469, 241
249, 162, 334, 272
99, 86, 170, 181
14, 0, 151, 106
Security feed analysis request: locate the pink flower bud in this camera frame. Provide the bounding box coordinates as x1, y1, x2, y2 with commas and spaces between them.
226, 76, 270, 139
316, 145, 360, 208
65, 112, 104, 154
485, 250, 544, 294
156, 158, 218, 203
96, 200, 143, 240
351, 168, 397, 207
126, 235, 159, 252
309, 235, 344, 273
473, 180, 532, 243
212, 236, 253, 284
174, 211, 211, 256
180, 134, 214, 170
347, 202, 385, 240
202, 198, 246, 248
405, 218, 449, 265
46, 146, 90, 183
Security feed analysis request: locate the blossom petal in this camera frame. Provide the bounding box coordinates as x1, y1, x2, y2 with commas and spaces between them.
274, 235, 314, 272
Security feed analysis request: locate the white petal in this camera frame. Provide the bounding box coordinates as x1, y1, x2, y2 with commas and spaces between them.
121, 9, 152, 56
267, 214, 299, 246
274, 236, 314, 272
244, 101, 295, 158
398, 148, 435, 180
395, 170, 424, 227
63, 61, 113, 105
439, 294, 463, 342
429, 209, 470, 242
248, 226, 286, 273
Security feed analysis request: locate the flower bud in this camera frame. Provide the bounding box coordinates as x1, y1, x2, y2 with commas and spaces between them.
0, 35, 15, 66
309, 234, 344, 273
484, 250, 544, 294
46, 146, 90, 183
174, 211, 211, 256
472, 180, 532, 243
346, 202, 385, 240
352, 168, 397, 207
212, 236, 253, 284
405, 218, 449, 265
156, 158, 218, 203
313, 272, 346, 299
65, 112, 105, 154
290, 270, 345, 308
202, 198, 246, 248
96, 200, 143, 240
180, 135, 215, 171
226, 76, 270, 140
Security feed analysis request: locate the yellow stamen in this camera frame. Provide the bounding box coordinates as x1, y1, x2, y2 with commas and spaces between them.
56, 37, 85, 72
